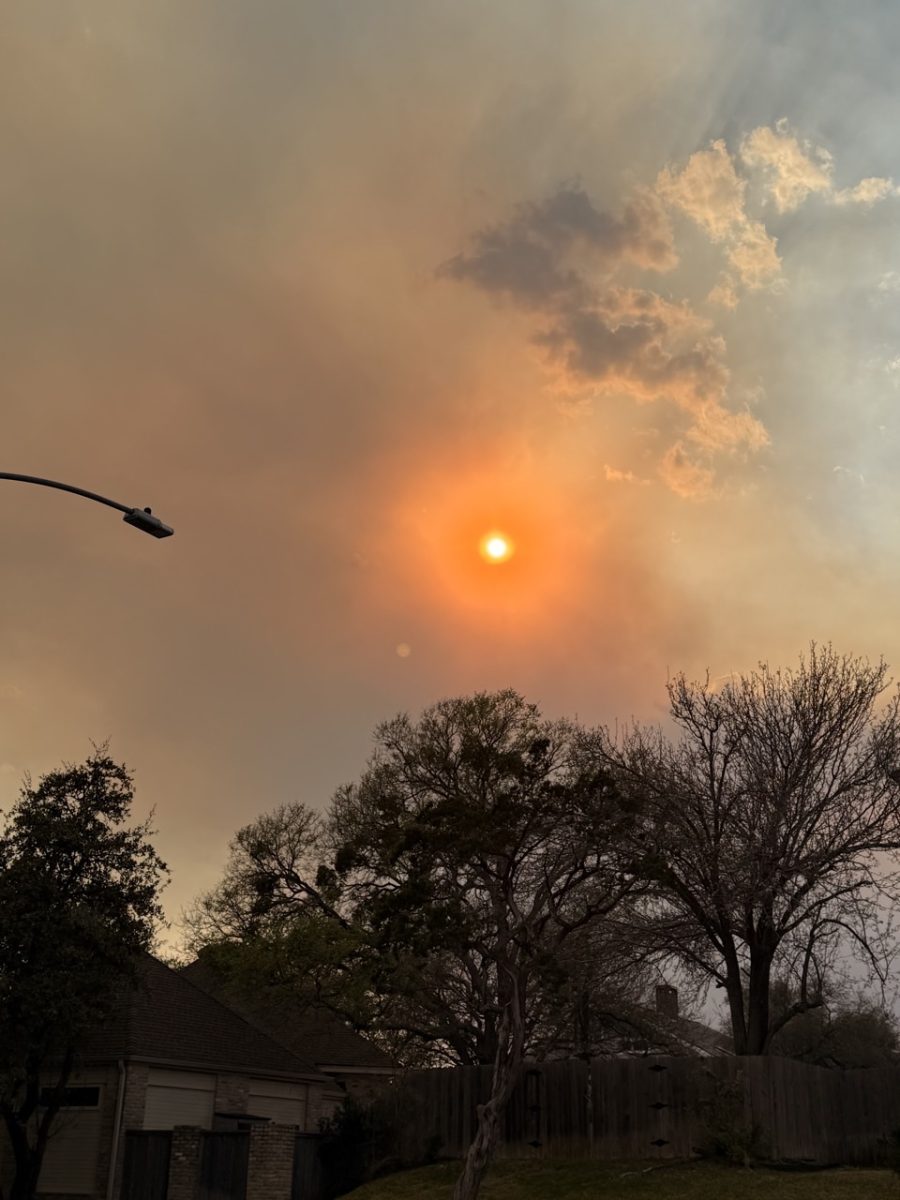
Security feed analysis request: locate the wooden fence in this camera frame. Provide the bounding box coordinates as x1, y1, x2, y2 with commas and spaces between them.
377, 1056, 900, 1166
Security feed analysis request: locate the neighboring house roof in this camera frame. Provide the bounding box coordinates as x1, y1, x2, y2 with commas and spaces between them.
180, 958, 393, 1073
84, 955, 331, 1083
672, 1014, 732, 1056
536, 990, 732, 1061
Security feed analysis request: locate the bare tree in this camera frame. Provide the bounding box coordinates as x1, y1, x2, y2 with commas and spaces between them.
603, 646, 900, 1055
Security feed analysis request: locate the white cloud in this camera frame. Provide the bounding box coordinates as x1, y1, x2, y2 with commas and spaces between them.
741, 123, 832, 212
742, 120, 895, 212
834, 177, 896, 207
657, 141, 781, 292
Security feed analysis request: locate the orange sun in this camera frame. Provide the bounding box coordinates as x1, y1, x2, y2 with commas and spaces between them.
479, 531, 514, 563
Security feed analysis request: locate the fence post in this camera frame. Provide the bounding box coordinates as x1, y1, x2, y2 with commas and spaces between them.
166, 1126, 202, 1200
246, 1123, 295, 1200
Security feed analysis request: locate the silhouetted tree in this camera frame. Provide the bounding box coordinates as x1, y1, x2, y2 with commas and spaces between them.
189, 691, 640, 1200
0, 750, 167, 1200
333, 692, 642, 1200
603, 646, 900, 1055
767, 981, 899, 1067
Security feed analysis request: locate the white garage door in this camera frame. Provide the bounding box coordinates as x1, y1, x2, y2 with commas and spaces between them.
247, 1079, 308, 1128
38, 1087, 102, 1194
143, 1068, 215, 1129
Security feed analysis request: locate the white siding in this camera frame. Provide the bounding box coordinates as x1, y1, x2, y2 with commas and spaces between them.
143, 1069, 215, 1130
247, 1079, 308, 1128
38, 1107, 101, 1194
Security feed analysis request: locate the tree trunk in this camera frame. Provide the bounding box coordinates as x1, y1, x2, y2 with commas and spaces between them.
722, 944, 749, 1055
9, 1164, 41, 1200
4, 1118, 40, 1200
452, 973, 525, 1200
3, 1050, 72, 1200
746, 951, 772, 1055
2, 1110, 33, 1200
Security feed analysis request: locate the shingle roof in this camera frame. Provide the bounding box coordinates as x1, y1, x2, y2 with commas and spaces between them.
84, 955, 329, 1082
180, 958, 392, 1072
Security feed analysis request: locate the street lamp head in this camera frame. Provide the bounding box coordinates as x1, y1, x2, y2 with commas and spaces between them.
123, 507, 174, 538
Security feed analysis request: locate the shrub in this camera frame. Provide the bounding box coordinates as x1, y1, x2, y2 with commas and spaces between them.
694, 1069, 768, 1167
318, 1090, 443, 1198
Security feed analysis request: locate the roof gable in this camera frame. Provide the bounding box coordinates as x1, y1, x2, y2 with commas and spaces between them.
84, 955, 329, 1081
180, 958, 392, 1071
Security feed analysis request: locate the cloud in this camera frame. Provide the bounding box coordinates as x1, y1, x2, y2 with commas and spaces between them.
658, 442, 716, 500
740, 123, 832, 212
443, 118, 892, 501
604, 464, 645, 484
726, 219, 782, 289
834, 177, 896, 207
444, 180, 769, 497
707, 275, 739, 309
656, 139, 747, 240
535, 287, 736, 424
438, 183, 676, 308
741, 120, 894, 211
656, 140, 781, 290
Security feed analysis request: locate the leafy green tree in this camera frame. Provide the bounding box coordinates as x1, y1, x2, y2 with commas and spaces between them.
603, 646, 900, 1055
0, 750, 167, 1200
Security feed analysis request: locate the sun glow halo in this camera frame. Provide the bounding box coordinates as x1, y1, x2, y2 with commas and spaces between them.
480, 531, 514, 563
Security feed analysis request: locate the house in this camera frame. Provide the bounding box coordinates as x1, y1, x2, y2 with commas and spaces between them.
0, 954, 343, 1199
637, 984, 733, 1056
180, 955, 394, 1101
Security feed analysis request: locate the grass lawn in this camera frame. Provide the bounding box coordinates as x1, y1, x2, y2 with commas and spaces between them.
343, 1159, 897, 1200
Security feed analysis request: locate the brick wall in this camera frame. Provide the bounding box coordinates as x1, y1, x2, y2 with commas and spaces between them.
167, 1126, 203, 1200
214, 1073, 249, 1115
121, 1062, 150, 1130
246, 1124, 295, 1200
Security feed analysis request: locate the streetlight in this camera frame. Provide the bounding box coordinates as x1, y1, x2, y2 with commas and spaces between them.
0, 473, 174, 538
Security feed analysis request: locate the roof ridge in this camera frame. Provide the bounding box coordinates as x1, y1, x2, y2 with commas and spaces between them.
150, 954, 323, 1076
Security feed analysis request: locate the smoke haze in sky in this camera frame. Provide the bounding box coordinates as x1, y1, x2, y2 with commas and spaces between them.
2, 1, 900, 923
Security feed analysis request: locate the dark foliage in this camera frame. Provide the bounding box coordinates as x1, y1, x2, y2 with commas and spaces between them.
0, 749, 167, 1200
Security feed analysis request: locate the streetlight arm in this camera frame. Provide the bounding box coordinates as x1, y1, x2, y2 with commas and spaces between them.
0, 472, 132, 513
0, 473, 174, 537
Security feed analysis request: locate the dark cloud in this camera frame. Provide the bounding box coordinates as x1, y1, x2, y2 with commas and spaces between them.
443, 184, 766, 494
438, 184, 675, 308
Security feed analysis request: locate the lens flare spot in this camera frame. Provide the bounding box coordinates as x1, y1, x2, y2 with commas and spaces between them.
480, 532, 514, 563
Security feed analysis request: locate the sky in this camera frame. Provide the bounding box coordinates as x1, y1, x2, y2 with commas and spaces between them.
3, 0, 900, 931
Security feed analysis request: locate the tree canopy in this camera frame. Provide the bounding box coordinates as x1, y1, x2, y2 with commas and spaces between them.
189, 690, 641, 1200
0, 749, 167, 1200
766, 981, 899, 1068
603, 646, 900, 1055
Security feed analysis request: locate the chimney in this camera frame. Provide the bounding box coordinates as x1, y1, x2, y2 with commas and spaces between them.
655, 984, 678, 1019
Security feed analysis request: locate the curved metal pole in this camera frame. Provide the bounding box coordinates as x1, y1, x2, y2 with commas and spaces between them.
0, 473, 131, 513
0, 472, 174, 537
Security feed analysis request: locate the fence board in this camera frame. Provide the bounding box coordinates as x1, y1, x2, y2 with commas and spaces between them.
380, 1056, 900, 1167
121, 1131, 171, 1200
292, 1133, 324, 1200
199, 1131, 249, 1200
